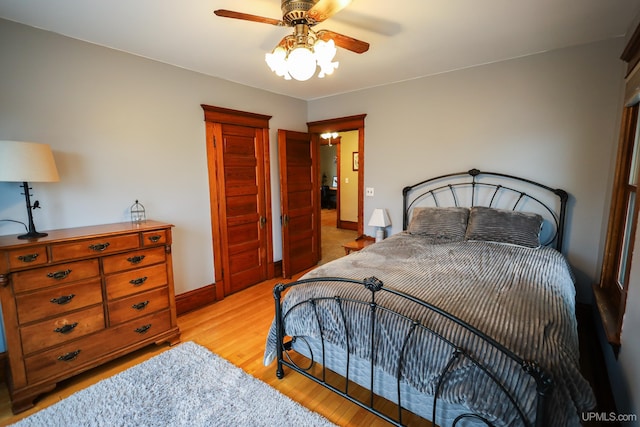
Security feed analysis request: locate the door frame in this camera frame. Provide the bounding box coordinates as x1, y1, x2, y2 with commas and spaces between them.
202, 105, 274, 300
308, 115, 367, 252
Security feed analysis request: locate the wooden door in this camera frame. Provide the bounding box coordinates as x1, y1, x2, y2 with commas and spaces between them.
279, 129, 319, 277
203, 106, 273, 299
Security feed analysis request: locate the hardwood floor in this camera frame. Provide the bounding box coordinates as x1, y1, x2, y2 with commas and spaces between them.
0, 275, 613, 427
320, 208, 358, 265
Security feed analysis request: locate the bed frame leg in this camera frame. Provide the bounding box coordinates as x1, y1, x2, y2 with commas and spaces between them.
276, 364, 284, 379
274, 283, 287, 380
523, 361, 554, 427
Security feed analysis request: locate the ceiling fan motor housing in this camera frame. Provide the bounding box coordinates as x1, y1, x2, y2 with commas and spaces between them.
281, 0, 316, 24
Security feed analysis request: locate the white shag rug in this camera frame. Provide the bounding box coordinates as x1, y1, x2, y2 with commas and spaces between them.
12, 341, 336, 427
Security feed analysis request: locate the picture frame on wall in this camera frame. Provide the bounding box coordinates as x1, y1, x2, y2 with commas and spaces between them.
352, 152, 359, 171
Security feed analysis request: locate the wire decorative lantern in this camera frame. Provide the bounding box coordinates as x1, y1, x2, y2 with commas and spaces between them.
130, 200, 146, 224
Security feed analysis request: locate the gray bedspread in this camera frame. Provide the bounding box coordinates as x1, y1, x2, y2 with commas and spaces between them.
264, 233, 595, 426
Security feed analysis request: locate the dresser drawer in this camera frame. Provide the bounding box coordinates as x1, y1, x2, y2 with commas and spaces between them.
16, 279, 103, 324
108, 287, 169, 325
51, 233, 139, 262
20, 305, 105, 355
102, 246, 166, 274
7, 247, 48, 270
11, 259, 100, 293
142, 230, 167, 246
25, 309, 172, 384
105, 263, 167, 300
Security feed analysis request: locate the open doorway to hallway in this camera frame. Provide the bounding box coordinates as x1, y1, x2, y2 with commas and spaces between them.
318, 131, 358, 265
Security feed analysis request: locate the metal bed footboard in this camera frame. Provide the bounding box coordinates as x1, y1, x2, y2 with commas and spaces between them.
274, 276, 553, 427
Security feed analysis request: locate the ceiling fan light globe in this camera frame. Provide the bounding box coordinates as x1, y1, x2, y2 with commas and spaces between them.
265, 47, 287, 73
314, 39, 337, 63
287, 47, 316, 81
318, 60, 338, 78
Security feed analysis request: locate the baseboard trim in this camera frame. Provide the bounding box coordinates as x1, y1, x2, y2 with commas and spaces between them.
175, 262, 283, 315
338, 220, 358, 231
273, 260, 282, 278
175, 283, 216, 316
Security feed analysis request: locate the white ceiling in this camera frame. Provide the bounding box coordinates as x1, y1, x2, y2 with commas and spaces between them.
1, 0, 640, 101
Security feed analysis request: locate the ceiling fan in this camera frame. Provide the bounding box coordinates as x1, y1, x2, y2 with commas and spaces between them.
214, 0, 370, 81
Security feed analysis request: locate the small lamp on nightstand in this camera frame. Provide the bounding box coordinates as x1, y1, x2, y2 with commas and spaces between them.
368, 208, 391, 242
0, 141, 60, 239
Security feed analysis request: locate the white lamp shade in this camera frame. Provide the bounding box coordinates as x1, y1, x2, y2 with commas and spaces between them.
368, 208, 391, 228
0, 141, 60, 182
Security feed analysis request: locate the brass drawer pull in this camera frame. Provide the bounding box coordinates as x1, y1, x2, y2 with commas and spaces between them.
148, 235, 162, 243
134, 324, 151, 334
47, 269, 72, 280
57, 350, 81, 362
127, 255, 146, 264
50, 294, 75, 305
54, 322, 79, 334
129, 277, 148, 286
88, 242, 110, 252
132, 301, 149, 311
18, 253, 39, 263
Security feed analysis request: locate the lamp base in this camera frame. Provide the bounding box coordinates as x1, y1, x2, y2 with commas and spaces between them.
16, 181, 48, 240
17, 230, 48, 240
375, 228, 385, 242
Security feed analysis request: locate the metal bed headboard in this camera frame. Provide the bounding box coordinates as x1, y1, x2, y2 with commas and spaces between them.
402, 168, 569, 252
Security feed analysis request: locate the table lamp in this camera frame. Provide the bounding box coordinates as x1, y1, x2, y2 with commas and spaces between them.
0, 141, 60, 239
368, 208, 391, 242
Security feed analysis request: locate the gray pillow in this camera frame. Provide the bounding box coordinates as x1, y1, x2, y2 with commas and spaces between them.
407, 207, 469, 242
465, 206, 543, 248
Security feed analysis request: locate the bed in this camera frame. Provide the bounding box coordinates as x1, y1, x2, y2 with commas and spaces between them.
264, 169, 595, 426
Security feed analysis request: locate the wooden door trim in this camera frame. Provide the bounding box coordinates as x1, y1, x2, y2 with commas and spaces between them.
202, 105, 274, 300
202, 105, 271, 128
308, 115, 366, 236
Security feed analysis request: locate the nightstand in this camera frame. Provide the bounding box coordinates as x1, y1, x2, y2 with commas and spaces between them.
342, 236, 375, 255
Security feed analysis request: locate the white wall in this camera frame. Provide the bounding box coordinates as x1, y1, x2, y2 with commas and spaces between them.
339, 130, 358, 222
0, 19, 307, 299
309, 38, 626, 304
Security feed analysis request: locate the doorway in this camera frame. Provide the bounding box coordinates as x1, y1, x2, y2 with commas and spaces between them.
319, 134, 358, 265
308, 114, 366, 261
277, 115, 366, 276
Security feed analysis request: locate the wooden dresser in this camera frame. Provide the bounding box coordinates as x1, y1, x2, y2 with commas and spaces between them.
0, 221, 180, 413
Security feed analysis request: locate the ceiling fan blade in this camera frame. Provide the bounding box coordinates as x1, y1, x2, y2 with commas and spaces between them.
214, 10, 286, 27
307, 0, 353, 23
317, 30, 369, 54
